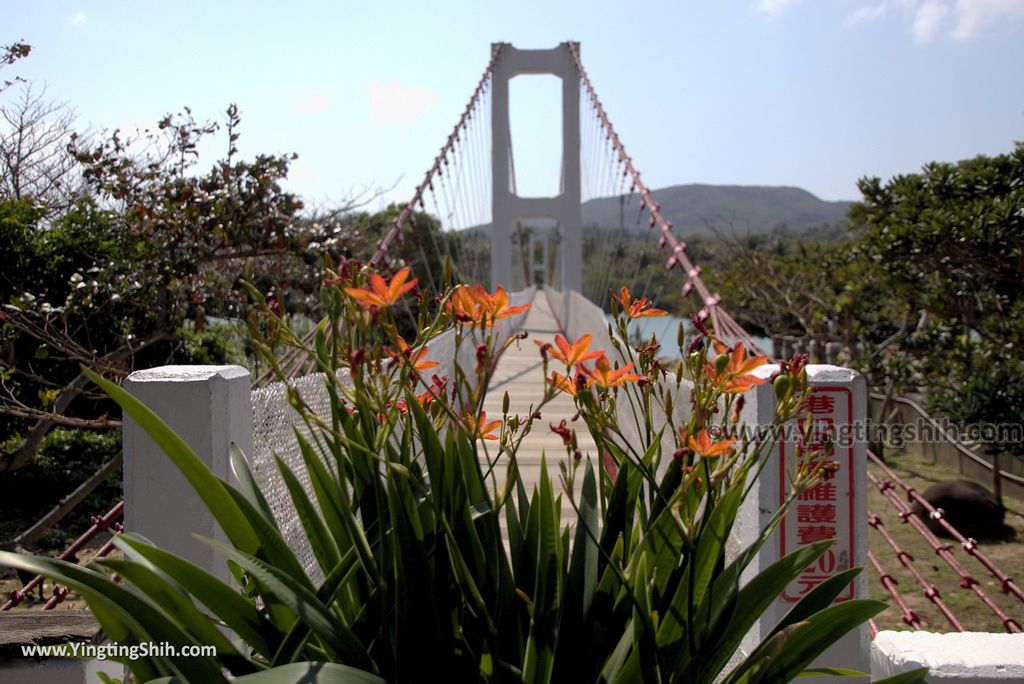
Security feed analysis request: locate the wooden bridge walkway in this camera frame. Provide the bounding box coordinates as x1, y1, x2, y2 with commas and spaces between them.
480, 293, 596, 521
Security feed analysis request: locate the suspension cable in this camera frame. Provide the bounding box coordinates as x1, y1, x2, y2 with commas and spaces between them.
566, 42, 761, 354
371, 45, 503, 268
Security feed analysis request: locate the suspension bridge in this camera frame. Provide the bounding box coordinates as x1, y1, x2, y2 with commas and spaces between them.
3, 41, 1022, 679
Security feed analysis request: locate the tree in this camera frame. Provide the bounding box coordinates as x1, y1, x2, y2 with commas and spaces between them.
852, 144, 1024, 494
0, 40, 30, 94
0, 82, 84, 214
852, 143, 1024, 352
0, 106, 319, 473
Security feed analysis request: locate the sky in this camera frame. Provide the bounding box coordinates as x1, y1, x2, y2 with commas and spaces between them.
5, 0, 1024, 209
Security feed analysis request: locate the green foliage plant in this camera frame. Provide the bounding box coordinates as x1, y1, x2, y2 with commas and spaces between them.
0, 263, 917, 683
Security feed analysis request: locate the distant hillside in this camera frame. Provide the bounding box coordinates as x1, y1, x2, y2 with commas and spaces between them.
581, 184, 852, 236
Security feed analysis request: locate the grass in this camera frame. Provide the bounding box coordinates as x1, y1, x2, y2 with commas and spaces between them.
868, 449, 1024, 633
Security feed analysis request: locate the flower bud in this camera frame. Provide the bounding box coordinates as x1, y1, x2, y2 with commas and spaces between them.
774, 374, 793, 402
730, 395, 745, 423
714, 353, 729, 375
503, 390, 510, 414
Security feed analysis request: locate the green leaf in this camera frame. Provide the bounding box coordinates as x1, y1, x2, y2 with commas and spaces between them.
294, 428, 350, 549
114, 533, 281, 659
96, 557, 243, 666
275, 453, 342, 577
385, 463, 444, 680
690, 482, 743, 609
225, 484, 315, 591
657, 481, 744, 661
0, 550, 223, 682
570, 458, 600, 619
744, 599, 887, 684
295, 428, 381, 587
198, 536, 377, 673
521, 456, 563, 684
797, 667, 868, 678
0, 552, 163, 681
698, 540, 839, 680
231, 442, 278, 525
271, 550, 360, 666
770, 566, 864, 640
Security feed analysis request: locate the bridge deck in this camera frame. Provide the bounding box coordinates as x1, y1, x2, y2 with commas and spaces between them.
480, 292, 595, 520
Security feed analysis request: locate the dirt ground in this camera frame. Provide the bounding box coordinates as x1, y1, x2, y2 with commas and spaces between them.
868, 450, 1024, 633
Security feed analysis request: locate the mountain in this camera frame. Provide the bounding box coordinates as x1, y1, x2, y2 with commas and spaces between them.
580, 184, 852, 236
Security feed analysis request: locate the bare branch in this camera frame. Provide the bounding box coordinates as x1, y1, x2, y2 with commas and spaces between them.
0, 81, 87, 214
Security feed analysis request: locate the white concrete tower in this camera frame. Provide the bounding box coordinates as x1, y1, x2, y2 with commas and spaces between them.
490, 42, 582, 293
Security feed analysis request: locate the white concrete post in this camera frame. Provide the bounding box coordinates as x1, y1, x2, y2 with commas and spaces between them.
872, 631, 1024, 681
735, 364, 869, 680
490, 42, 582, 293
123, 366, 253, 583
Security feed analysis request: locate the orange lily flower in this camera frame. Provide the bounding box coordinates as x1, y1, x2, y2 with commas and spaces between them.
547, 369, 593, 397
385, 336, 439, 372
726, 343, 769, 376
721, 375, 764, 394
466, 411, 502, 441
446, 284, 531, 327
611, 286, 667, 318
536, 333, 605, 367
706, 342, 769, 394
584, 356, 643, 389
445, 285, 480, 324
395, 387, 440, 413
344, 267, 417, 309
475, 285, 531, 321
400, 375, 448, 410
686, 428, 736, 458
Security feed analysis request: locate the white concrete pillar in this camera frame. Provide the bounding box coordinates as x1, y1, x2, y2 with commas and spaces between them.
123, 366, 252, 583
735, 364, 869, 679
490, 43, 512, 291
558, 41, 582, 294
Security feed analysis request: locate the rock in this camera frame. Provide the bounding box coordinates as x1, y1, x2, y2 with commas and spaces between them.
910, 480, 1014, 540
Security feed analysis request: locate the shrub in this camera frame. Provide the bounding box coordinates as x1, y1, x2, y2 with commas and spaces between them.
0, 428, 120, 551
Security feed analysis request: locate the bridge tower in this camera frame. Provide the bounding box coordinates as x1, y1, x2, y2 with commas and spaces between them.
490, 42, 582, 293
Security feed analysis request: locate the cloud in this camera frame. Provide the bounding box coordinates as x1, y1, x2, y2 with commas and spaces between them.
366, 80, 438, 128
846, 2, 892, 24
753, 0, 800, 14
913, 1, 952, 41
852, 0, 1024, 40
293, 92, 327, 114
67, 12, 87, 27
950, 0, 1024, 40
